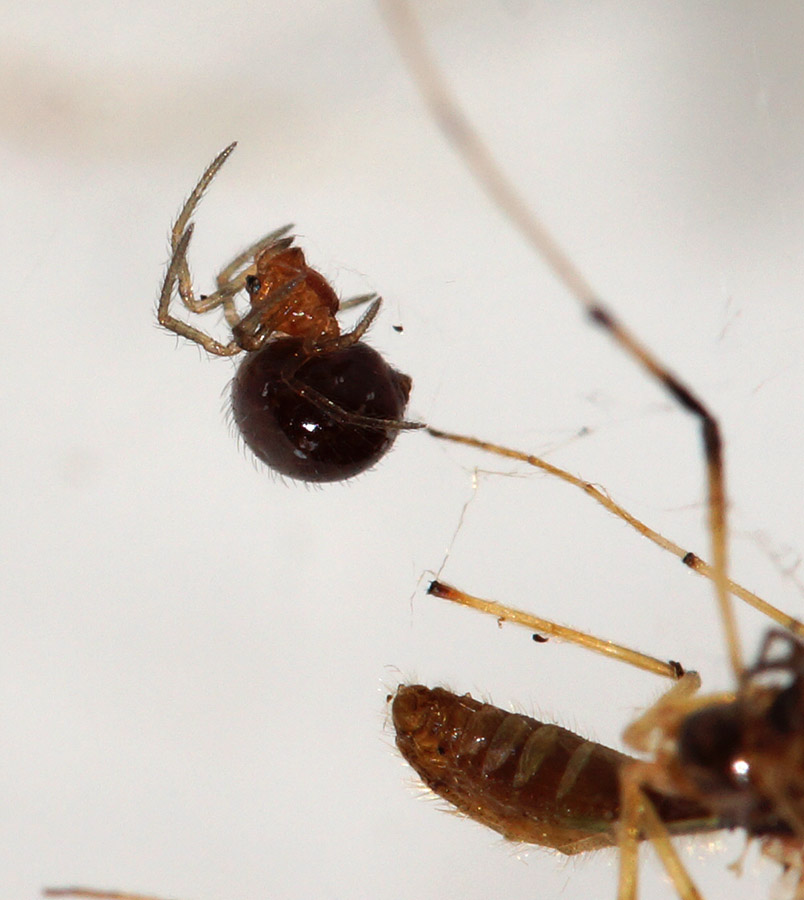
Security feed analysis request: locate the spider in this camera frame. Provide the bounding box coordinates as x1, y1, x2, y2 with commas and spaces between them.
158, 142, 421, 483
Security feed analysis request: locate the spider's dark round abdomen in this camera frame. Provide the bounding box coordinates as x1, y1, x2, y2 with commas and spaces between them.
231, 337, 412, 482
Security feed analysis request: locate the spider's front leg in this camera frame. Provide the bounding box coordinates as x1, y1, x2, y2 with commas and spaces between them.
157, 224, 241, 357
169, 143, 239, 320
208, 225, 296, 329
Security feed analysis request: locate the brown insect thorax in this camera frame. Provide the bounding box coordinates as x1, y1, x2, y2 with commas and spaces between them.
673, 631, 804, 841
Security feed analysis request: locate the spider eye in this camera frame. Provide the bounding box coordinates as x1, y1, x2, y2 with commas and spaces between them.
245, 275, 261, 293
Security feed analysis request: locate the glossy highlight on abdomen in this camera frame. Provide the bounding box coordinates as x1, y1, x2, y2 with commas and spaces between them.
232, 337, 412, 482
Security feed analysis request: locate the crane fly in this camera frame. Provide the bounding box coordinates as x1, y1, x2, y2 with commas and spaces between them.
381, 2, 804, 898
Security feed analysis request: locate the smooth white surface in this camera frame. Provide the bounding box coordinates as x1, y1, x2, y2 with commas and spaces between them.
3, 3, 804, 900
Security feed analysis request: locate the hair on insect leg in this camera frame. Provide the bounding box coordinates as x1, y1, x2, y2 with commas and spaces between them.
382, 3, 804, 898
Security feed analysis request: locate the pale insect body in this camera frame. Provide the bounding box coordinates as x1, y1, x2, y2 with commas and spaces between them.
383, 3, 804, 900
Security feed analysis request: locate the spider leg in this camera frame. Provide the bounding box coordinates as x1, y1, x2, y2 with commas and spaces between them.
323, 297, 381, 350
45, 890, 173, 900
302, 297, 381, 355
158, 142, 244, 352
157, 225, 240, 357
170, 143, 238, 314
285, 374, 422, 431
210, 226, 296, 328
340, 292, 380, 311
423, 428, 804, 635
159, 146, 294, 351
383, 0, 740, 680
216, 225, 295, 290
302, 301, 423, 430
171, 143, 237, 254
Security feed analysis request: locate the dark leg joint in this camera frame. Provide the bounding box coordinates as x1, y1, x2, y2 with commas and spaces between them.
662, 375, 708, 418
702, 417, 722, 462
588, 304, 614, 329
682, 551, 699, 568
668, 660, 686, 678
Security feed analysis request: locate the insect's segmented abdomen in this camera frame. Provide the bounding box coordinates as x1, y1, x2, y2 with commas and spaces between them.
393, 684, 625, 853
393, 685, 718, 855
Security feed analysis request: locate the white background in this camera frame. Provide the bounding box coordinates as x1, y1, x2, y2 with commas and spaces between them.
3, 3, 804, 900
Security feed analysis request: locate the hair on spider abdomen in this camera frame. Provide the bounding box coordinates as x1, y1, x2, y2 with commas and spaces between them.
231, 336, 413, 482
158, 142, 421, 483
